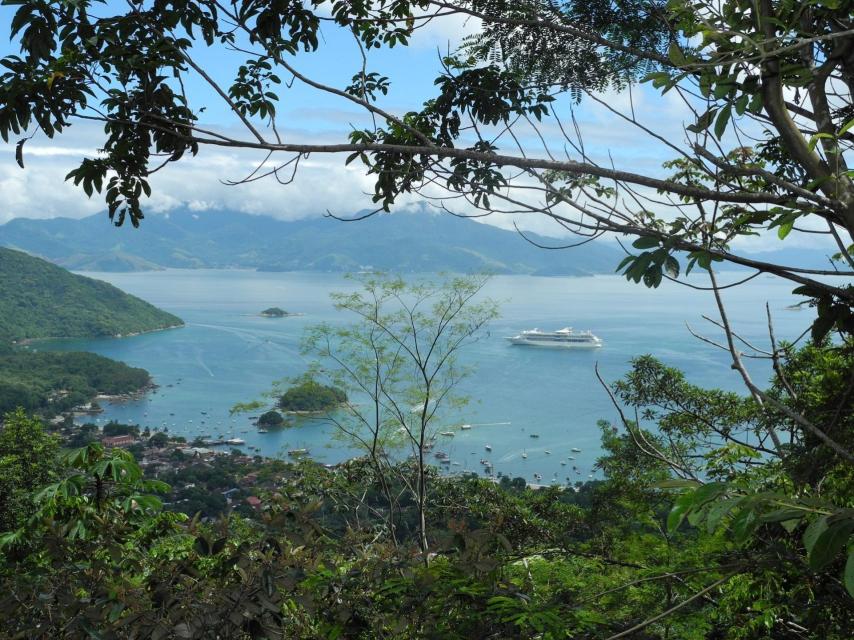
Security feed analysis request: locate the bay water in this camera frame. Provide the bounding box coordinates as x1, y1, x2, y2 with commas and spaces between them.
38, 270, 812, 483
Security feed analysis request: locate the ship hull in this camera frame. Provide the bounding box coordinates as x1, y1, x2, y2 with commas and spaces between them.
507, 337, 602, 348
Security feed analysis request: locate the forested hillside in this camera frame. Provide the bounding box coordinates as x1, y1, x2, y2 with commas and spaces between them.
0, 351, 150, 414
0, 247, 182, 343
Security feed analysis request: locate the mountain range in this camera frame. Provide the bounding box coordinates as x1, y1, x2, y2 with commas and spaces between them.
0, 208, 841, 276
0, 209, 624, 275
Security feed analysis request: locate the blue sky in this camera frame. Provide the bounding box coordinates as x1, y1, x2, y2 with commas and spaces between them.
0, 5, 835, 252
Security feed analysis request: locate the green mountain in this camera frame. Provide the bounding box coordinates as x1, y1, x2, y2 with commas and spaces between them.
0, 247, 183, 344
0, 208, 623, 275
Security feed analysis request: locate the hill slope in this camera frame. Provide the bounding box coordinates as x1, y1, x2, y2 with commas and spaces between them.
0, 209, 623, 275
0, 247, 183, 343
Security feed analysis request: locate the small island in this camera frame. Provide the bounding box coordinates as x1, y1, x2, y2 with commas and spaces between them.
278, 379, 347, 413
256, 410, 286, 428
260, 307, 289, 318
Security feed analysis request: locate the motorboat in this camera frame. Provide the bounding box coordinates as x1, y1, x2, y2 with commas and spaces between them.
507, 327, 602, 348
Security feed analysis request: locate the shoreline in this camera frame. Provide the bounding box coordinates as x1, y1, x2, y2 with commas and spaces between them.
13, 323, 184, 347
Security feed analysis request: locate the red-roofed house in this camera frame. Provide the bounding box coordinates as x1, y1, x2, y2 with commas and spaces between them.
102, 435, 135, 448
245, 496, 262, 510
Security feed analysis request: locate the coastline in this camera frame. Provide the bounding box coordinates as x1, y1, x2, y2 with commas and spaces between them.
13, 322, 184, 347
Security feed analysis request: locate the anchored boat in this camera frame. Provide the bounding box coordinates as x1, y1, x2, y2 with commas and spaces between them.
507, 327, 602, 349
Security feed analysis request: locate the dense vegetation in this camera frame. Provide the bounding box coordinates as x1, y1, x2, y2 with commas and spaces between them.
0, 247, 182, 343
278, 380, 347, 412
0, 338, 851, 638
0, 351, 151, 414
256, 410, 285, 428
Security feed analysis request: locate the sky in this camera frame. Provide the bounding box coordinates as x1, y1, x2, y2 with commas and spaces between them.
0, 5, 839, 252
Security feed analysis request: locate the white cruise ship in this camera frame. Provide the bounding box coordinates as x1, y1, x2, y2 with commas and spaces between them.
506, 327, 602, 349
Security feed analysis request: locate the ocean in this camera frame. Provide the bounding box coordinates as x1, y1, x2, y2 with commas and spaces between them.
38, 269, 812, 483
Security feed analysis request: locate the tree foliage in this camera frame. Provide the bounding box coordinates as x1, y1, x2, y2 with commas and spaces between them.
277, 378, 347, 412
2, 336, 851, 638
1, 0, 852, 337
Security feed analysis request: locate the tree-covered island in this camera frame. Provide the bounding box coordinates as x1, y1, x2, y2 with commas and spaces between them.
277, 379, 347, 413
260, 307, 289, 318
255, 410, 286, 428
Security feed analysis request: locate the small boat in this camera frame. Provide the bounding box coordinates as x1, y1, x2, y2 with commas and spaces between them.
485, 444, 492, 452
439, 431, 455, 437
533, 473, 542, 480
258, 429, 269, 433
460, 424, 472, 430
226, 438, 245, 445
440, 458, 451, 465
530, 434, 539, 438
561, 461, 567, 466
434, 451, 449, 460
544, 450, 551, 455
571, 447, 581, 452
522, 452, 528, 459
568, 456, 575, 460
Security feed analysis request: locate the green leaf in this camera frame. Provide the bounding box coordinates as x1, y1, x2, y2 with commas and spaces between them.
760, 509, 804, 525
844, 551, 854, 598
706, 499, 737, 533
664, 256, 680, 278
714, 104, 731, 140
632, 236, 660, 249
668, 42, 688, 67
808, 519, 854, 571
777, 220, 794, 240
731, 508, 758, 543
667, 493, 694, 532
15, 137, 25, 168
654, 479, 702, 489
692, 482, 728, 507
803, 515, 829, 556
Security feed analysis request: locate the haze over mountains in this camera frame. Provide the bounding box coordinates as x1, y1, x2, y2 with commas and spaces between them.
0, 208, 841, 276
0, 209, 624, 275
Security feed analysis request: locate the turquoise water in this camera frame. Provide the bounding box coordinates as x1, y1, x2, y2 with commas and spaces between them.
38, 270, 812, 484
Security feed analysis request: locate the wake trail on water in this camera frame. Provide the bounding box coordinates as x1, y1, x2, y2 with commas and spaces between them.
190, 322, 304, 358
195, 353, 215, 377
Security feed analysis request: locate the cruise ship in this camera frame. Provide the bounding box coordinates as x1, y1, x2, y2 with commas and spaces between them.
506, 327, 602, 348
